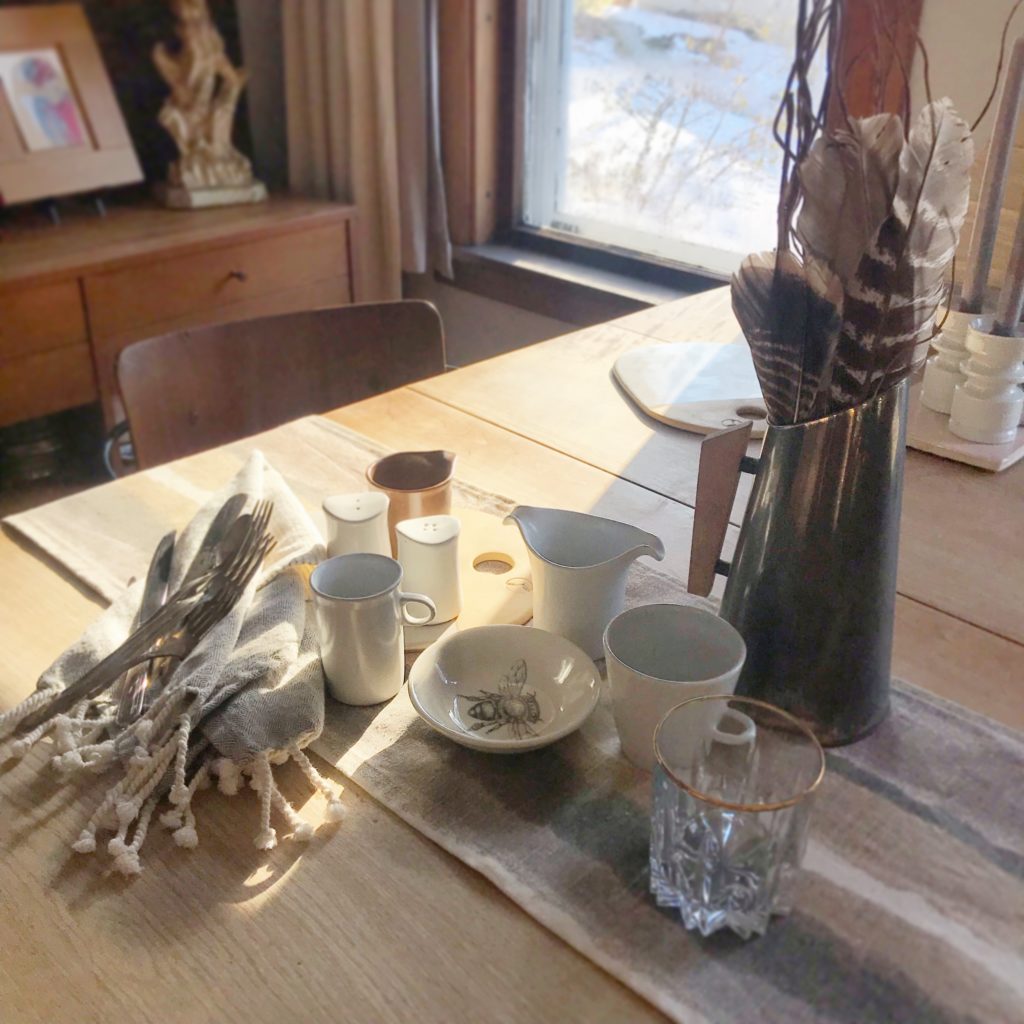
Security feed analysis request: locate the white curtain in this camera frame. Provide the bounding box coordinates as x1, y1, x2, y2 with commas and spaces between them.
281, 0, 452, 301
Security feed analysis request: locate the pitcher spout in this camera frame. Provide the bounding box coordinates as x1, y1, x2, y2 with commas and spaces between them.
504, 506, 665, 659
504, 506, 665, 569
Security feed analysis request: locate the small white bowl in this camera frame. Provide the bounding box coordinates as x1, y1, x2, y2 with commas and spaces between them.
408, 625, 601, 753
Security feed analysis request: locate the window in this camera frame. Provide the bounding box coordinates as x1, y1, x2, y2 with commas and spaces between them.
521, 0, 817, 277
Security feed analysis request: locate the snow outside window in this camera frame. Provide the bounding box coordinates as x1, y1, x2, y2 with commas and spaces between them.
522, 0, 817, 277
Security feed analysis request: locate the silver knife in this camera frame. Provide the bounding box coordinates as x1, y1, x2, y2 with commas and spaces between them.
15, 593, 196, 734
144, 491, 250, 698
115, 530, 176, 725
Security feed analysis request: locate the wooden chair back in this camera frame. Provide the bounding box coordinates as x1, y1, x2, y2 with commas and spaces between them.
117, 301, 445, 468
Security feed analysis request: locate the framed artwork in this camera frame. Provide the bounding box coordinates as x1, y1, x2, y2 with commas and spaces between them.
0, 48, 88, 152
0, 5, 142, 205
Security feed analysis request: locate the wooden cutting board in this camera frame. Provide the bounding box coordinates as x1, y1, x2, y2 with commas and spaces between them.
613, 340, 769, 438
404, 507, 532, 651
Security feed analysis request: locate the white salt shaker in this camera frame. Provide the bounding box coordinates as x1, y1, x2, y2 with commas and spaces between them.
322, 492, 391, 558
396, 515, 462, 623
949, 316, 1024, 445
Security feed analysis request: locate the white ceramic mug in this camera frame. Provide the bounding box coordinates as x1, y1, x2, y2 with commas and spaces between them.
603, 603, 746, 771
311, 553, 436, 705
322, 492, 391, 558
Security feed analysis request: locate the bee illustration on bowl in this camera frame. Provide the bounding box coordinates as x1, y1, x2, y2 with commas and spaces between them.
458, 659, 542, 739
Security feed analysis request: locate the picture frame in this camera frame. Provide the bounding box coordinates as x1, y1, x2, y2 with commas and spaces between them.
0, 4, 142, 206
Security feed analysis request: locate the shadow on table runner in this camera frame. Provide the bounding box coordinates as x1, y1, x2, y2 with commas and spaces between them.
312, 570, 1024, 1024
5, 415, 1023, 1023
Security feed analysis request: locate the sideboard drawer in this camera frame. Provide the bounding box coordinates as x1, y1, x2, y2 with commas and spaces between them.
0, 280, 88, 361
0, 198, 355, 432
84, 223, 351, 340
0, 345, 97, 427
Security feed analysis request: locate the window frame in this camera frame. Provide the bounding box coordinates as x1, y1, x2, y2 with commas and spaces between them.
439, 0, 923, 292
518, 0, 788, 278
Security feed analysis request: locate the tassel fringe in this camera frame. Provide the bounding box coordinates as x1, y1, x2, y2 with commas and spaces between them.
252, 752, 278, 850
0, 684, 61, 741
5, 679, 340, 872
81, 740, 340, 871
291, 745, 345, 821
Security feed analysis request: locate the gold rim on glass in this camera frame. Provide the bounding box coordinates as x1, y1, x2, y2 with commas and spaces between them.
652, 694, 826, 813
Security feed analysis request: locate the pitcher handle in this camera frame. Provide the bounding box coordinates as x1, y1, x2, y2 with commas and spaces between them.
688, 421, 756, 597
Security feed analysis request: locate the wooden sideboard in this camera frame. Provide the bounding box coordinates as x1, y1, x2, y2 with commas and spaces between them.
0, 197, 356, 428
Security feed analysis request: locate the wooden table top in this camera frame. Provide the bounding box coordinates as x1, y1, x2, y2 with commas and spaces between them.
1, 286, 1020, 1024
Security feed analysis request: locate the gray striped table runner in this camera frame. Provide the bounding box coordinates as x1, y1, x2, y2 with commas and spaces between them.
6, 416, 1022, 1024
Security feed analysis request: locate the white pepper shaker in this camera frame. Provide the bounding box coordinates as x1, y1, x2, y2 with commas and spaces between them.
322, 492, 391, 558
396, 515, 462, 623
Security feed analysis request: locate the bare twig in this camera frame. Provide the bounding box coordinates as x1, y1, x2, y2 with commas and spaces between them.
769, 0, 837, 419
971, 0, 1024, 131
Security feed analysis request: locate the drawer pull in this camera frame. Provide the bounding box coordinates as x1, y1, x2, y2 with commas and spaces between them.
228, 269, 248, 282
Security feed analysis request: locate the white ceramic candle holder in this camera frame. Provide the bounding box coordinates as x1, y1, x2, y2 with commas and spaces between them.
396, 514, 462, 623
921, 308, 974, 414
937, 307, 975, 347
949, 316, 1024, 445
322, 492, 391, 558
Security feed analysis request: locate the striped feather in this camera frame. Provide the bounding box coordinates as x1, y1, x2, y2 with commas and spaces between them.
829, 100, 974, 410
797, 113, 903, 285
732, 250, 843, 423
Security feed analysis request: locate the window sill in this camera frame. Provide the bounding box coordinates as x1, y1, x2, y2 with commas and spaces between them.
445, 235, 723, 328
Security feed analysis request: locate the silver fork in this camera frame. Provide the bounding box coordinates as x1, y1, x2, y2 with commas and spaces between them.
13, 586, 203, 735
153, 527, 275, 662
122, 501, 276, 697
15, 501, 275, 735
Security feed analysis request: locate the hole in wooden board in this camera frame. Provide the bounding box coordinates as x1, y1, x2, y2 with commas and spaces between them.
474, 552, 513, 574
735, 405, 767, 419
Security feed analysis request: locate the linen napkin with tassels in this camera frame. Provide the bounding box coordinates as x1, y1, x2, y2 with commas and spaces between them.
0, 452, 343, 874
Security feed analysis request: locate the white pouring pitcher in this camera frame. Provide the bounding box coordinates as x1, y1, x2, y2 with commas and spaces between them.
504, 506, 665, 658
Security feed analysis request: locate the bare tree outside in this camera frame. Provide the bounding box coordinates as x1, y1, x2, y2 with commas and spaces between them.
558, 0, 803, 257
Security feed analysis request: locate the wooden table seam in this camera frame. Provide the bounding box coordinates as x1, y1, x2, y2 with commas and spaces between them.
408, 383, 691, 505
405, 387, 1024, 652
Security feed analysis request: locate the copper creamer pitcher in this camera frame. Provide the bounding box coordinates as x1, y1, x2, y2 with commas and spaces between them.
367, 450, 456, 554
688, 380, 909, 746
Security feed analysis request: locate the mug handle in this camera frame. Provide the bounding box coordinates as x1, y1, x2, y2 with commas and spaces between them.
399, 592, 436, 626
712, 708, 757, 746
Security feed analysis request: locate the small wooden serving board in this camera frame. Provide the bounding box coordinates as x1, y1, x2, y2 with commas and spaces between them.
906, 381, 1024, 472
404, 507, 532, 651
613, 340, 769, 438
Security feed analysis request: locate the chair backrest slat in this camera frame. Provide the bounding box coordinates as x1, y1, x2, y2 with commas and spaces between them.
117, 300, 445, 468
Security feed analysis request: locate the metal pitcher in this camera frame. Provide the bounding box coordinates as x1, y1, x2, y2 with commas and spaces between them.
689, 380, 908, 746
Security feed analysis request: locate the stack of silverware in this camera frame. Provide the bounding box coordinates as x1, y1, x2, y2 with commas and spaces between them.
0, 452, 338, 874
16, 497, 275, 736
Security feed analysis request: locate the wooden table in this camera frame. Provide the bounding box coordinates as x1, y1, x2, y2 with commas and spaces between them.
1, 287, 1021, 1024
